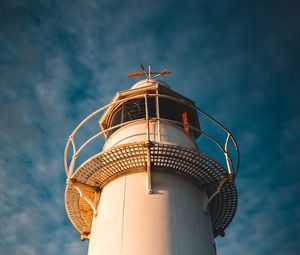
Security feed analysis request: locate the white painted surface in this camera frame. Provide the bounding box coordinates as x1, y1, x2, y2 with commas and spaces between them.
88, 171, 215, 255
103, 120, 197, 151
130, 78, 170, 89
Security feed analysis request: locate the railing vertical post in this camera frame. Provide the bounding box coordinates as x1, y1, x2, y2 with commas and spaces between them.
155, 90, 161, 142
144, 94, 153, 193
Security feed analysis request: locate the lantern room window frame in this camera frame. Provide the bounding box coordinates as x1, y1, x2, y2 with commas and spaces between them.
104, 93, 200, 139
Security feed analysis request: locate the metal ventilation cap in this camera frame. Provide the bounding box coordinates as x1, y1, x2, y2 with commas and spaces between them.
131, 78, 170, 89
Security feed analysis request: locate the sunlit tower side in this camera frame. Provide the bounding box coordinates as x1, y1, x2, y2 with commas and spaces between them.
64, 67, 240, 255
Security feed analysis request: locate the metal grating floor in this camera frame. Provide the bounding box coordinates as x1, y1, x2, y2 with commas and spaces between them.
64, 142, 237, 238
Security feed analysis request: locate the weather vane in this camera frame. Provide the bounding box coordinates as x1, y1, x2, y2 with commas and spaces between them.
128, 64, 171, 79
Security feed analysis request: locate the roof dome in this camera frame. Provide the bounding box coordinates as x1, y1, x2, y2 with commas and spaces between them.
130, 78, 170, 89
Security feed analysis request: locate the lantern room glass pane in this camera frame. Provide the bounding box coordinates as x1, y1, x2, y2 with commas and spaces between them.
106, 96, 199, 138
159, 98, 200, 137
107, 98, 155, 137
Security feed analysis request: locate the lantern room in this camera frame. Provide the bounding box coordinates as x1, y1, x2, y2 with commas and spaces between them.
99, 79, 201, 148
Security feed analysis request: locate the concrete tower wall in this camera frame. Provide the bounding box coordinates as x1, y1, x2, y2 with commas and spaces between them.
87, 171, 216, 255
88, 122, 216, 255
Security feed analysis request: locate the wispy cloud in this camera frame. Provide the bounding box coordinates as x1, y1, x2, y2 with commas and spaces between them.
0, 0, 299, 254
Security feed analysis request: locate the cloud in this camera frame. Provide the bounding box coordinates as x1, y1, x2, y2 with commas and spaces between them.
218, 176, 300, 254
0, 0, 299, 254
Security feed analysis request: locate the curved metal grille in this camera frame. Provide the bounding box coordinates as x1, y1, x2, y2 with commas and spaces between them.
65, 142, 237, 238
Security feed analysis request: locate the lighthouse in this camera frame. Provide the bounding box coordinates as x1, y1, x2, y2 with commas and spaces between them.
64, 67, 239, 255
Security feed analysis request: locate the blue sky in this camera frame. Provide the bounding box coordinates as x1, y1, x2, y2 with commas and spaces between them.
0, 0, 299, 254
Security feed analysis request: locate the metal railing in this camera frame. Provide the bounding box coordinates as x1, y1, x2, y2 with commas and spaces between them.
64, 93, 240, 180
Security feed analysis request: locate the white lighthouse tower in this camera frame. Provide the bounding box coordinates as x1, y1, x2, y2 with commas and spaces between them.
64, 67, 239, 255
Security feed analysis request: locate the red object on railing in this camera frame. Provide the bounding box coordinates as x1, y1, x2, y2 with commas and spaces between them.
182, 112, 189, 133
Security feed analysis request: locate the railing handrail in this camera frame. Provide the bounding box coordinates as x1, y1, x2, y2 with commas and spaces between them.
64, 93, 240, 179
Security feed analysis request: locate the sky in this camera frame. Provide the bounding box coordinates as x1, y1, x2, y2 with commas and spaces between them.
0, 0, 299, 254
